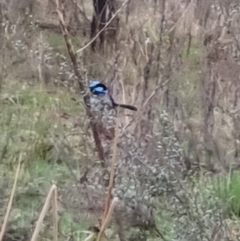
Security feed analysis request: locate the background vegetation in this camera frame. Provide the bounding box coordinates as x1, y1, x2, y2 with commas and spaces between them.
1, 0, 240, 240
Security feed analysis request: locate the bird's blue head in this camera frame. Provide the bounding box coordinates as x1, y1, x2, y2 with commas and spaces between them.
89, 80, 108, 96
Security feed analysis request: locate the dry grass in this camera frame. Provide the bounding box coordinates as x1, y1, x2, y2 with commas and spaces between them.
0, 155, 22, 241
30, 185, 58, 241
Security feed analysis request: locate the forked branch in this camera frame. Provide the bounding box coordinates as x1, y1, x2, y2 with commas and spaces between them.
54, 0, 105, 161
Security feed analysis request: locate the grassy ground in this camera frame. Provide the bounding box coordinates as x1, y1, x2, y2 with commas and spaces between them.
0, 81, 94, 241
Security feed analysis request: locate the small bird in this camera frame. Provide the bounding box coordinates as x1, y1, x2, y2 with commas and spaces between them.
89, 80, 138, 111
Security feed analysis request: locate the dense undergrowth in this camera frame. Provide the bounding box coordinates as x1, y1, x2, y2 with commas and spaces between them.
1, 82, 240, 241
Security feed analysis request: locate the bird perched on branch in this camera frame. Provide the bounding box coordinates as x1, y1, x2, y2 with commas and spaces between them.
89, 80, 138, 111
89, 80, 137, 156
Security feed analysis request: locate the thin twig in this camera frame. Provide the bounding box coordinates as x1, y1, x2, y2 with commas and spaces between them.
96, 197, 119, 241
119, 79, 170, 133
76, 0, 129, 54
119, 77, 128, 124
168, 0, 195, 34
103, 111, 119, 219
0, 154, 22, 241
97, 112, 120, 241
143, 78, 170, 107
30, 185, 57, 241
69, 0, 90, 24
52, 188, 58, 241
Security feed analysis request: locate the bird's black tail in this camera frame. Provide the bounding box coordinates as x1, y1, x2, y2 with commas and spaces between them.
115, 103, 138, 111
